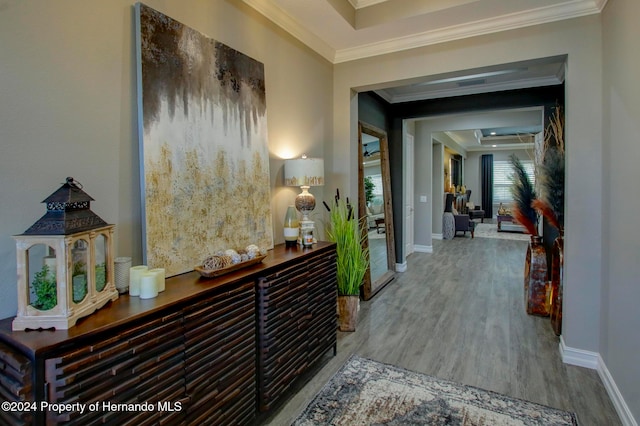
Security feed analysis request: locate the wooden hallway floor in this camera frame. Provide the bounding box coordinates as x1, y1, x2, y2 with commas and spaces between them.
262, 236, 621, 426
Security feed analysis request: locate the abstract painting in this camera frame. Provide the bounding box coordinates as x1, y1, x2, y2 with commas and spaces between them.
135, 3, 273, 277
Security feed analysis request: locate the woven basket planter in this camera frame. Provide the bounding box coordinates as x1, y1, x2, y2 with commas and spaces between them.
337, 295, 359, 332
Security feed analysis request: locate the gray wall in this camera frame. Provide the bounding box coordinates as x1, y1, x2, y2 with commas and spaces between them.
412, 121, 435, 248
602, 0, 640, 421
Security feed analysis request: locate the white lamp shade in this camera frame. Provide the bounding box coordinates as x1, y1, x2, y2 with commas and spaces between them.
285, 158, 324, 187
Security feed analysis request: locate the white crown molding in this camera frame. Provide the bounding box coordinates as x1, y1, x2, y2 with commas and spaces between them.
334, 0, 604, 62
349, 0, 388, 8
377, 75, 563, 103
375, 89, 393, 103
242, 0, 336, 63
465, 143, 534, 152
444, 130, 466, 145
244, 0, 605, 64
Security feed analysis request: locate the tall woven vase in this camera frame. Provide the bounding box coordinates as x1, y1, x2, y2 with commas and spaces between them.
442, 193, 455, 240
524, 235, 549, 316
550, 231, 564, 334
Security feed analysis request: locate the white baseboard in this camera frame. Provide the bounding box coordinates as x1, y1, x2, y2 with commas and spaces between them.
395, 262, 407, 272
597, 355, 638, 426
560, 337, 637, 426
414, 245, 433, 253
559, 336, 598, 369
432, 233, 443, 240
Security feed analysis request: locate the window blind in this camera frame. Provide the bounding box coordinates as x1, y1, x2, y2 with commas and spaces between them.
493, 160, 535, 205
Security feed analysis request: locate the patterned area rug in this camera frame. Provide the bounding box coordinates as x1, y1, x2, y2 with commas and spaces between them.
474, 223, 530, 242
293, 355, 578, 425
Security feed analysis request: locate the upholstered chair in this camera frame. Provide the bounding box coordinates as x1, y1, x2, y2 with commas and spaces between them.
465, 190, 485, 222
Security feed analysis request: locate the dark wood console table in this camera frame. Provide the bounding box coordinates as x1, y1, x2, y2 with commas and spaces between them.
0, 242, 337, 426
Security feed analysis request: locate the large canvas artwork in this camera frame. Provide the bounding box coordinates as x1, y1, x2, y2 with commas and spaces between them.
135, 3, 273, 277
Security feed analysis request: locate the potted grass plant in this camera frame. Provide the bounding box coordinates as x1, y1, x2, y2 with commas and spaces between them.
324, 189, 369, 332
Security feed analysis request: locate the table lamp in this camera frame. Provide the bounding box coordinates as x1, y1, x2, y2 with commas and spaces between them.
284, 155, 324, 246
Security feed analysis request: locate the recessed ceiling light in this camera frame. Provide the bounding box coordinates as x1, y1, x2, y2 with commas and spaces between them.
492, 144, 497, 147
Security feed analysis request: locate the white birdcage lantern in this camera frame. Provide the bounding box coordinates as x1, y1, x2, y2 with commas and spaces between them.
12, 177, 118, 331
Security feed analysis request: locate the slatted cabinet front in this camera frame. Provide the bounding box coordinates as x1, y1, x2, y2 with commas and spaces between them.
306, 252, 337, 367
256, 247, 337, 413
44, 312, 186, 425
183, 280, 255, 426
257, 264, 310, 412
0, 342, 33, 425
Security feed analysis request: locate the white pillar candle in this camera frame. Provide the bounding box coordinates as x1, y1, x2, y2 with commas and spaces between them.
129, 265, 148, 297
114, 257, 132, 294
139, 273, 158, 299
148, 268, 165, 292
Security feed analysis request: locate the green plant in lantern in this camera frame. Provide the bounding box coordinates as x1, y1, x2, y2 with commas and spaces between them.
31, 264, 57, 311
72, 261, 87, 303
95, 262, 106, 292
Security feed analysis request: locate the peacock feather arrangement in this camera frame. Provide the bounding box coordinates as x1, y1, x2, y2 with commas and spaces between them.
509, 154, 538, 236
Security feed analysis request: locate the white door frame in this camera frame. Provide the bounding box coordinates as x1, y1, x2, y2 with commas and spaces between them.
404, 132, 415, 260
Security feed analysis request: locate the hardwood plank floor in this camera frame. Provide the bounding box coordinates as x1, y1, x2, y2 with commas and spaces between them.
261, 236, 621, 426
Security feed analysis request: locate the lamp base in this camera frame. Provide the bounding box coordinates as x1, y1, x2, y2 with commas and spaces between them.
295, 186, 316, 220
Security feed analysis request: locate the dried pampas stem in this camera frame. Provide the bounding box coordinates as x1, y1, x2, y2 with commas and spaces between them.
544, 105, 565, 160
532, 199, 561, 231
513, 205, 538, 236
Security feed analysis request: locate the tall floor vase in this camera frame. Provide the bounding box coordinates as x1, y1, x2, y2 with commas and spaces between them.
442, 193, 455, 240
550, 231, 564, 335
524, 235, 549, 316
442, 212, 455, 240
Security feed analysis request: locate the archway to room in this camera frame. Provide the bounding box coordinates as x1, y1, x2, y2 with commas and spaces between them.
415, 106, 545, 242
356, 55, 566, 283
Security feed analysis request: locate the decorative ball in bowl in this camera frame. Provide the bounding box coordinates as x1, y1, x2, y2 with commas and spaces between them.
195, 244, 267, 278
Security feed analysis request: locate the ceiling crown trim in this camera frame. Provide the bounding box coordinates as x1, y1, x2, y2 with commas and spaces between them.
334, 1, 604, 63
244, 0, 607, 64
243, 0, 336, 61
348, 0, 388, 8
376, 75, 564, 103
